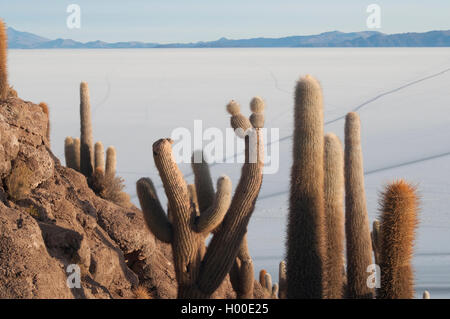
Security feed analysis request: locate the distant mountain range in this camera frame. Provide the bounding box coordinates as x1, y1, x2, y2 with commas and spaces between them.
7, 27, 450, 49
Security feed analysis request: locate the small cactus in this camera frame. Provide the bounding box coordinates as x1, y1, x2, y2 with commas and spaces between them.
378, 180, 418, 299
344, 112, 374, 299
259, 271, 278, 299
278, 261, 287, 299
0, 19, 8, 100
94, 141, 105, 171
287, 75, 326, 299
64, 137, 80, 171
105, 146, 117, 178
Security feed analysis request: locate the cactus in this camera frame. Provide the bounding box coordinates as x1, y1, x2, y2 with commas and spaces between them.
278, 261, 287, 299
105, 146, 117, 178
191, 150, 215, 214
259, 269, 267, 289
323, 133, 345, 299
0, 19, 8, 100
371, 220, 381, 267
378, 180, 418, 299
94, 141, 105, 171
258, 271, 278, 299
229, 235, 254, 299
271, 283, 279, 299
38, 102, 51, 145
136, 97, 264, 298
64, 137, 81, 171
344, 112, 374, 299
73, 138, 81, 172
287, 75, 326, 299
79, 82, 94, 177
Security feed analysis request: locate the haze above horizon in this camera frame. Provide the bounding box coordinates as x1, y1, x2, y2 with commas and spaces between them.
1, 0, 450, 43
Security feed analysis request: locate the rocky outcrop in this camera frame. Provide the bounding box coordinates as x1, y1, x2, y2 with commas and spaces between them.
0, 95, 240, 299
0, 96, 170, 298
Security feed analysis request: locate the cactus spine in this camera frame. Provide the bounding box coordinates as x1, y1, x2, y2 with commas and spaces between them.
105, 146, 117, 178
378, 180, 418, 299
0, 19, 7, 100
94, 141, 105, 171
344, 112, 374, 299
323, 133, 345, 299
287, 75, 326, 299
80, 82, 94, 177
137, 97, 264, 298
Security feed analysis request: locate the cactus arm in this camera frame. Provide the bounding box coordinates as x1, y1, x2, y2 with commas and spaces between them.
73, 138, 81, 172
152, 138, 203, 293
231, 235, 254, 299
196, 127, 264, 296
94, 141, 105, 171
191, 151, 215, 213
195, 175, 232, 233
187, 184, 200, 216
64, 137, 76, 169
136, 177, 173, 243
105, 146, 117, 178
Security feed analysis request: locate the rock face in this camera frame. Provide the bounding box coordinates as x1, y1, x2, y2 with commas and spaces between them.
0, 96, 241, 299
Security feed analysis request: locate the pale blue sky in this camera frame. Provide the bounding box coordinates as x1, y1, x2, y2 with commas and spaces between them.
1, 0, 449, 43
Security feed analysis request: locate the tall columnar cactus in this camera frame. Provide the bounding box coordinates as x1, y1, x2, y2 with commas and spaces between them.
38, 102, 50, 145
80, 81, 94, 177
278, 261, 287, 299
105, 146, 117, 178
378, 180, 418, 299
136, 98, 264, 298
344, 112, 374, 299
94, 141, 105, 171
323, 133, 345, 299
287, 75, 326, 299
64, 137, 81, 171
0, 19, 8, 100
229, 235, 254, 299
